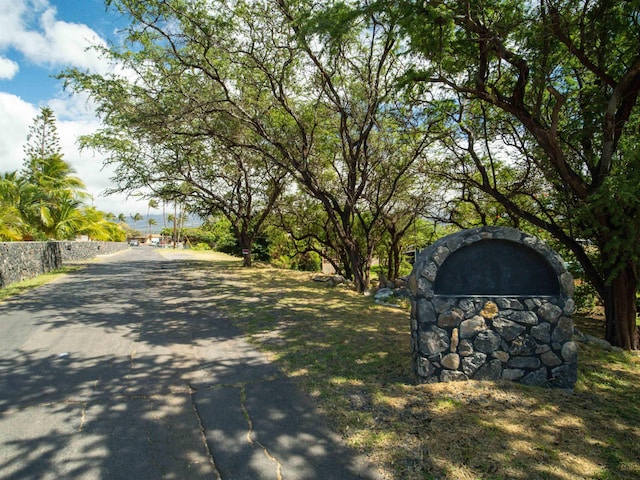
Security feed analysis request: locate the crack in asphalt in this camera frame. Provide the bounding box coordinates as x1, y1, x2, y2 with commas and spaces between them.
239, 384, 283, 480
77, 401, 87, 432
189, 378, 286, 480
189, 384, 222, 480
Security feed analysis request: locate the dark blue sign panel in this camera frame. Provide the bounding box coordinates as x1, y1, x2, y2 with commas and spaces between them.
434, 239, 560, 296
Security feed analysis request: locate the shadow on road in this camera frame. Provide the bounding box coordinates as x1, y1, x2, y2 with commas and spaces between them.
0, 250, 381, 480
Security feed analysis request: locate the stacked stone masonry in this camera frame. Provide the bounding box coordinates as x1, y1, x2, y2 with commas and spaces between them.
0, 241, 128, 288
408, 227, 578, 388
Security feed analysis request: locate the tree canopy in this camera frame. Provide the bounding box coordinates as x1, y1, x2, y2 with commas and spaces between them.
58, 0, 640, 348
382, 0, 640, 348
63, 0, 440, 289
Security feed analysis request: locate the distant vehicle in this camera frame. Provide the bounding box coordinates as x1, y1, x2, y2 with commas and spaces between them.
129, 240, 140, 246
150, 238, 160, 246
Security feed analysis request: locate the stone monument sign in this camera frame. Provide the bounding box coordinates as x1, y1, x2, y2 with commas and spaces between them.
408, 226, 577, 388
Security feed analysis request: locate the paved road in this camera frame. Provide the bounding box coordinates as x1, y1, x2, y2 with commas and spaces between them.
0, 248, 383, 480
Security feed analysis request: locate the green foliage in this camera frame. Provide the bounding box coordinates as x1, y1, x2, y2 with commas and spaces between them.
574, 280, 599, 313
271, 251, 321, 272
22, 106, 61, 176
58, 0, 640, 346
397, 1, 455, 69
202, 217, 236, 251
381, 0, 640, 347
265, 224, 323, 272
297, 251, 321, 272
0, 107, 124, 242
270, 254, 294, 270
60, 0, 440, 288
577, 149, 640, 282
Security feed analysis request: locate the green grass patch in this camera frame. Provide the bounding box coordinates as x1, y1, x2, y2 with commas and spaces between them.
0, 265, 83, 302
171, 250, 640, 480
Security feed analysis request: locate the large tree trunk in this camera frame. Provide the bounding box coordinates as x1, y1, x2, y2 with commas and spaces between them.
386, 246, 394, 281
603, 263, 639, 350
345, 243, 368, 292
350, 255, 367, 293
389, 239, 403, 281
242, 250, 252, 267
239, 234, 252, 267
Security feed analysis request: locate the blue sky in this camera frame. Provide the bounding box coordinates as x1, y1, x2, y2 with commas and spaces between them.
0, 0, 150, 215
2, 1, 119, 103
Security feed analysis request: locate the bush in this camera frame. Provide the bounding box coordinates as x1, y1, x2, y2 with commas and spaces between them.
192, 242, 211, 251
269, 252, 321, 272
271, 255, 293, 269
574, 279, 599, 312
296, 251, 321, 272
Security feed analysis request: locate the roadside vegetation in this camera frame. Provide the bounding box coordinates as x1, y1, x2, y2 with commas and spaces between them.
0, 107, 125, 242
168, 250, 640, 480
58, 0, 640, 350
0, 265, 83, 303
0, 241, 637, 479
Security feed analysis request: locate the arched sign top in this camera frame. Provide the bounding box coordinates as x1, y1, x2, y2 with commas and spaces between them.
433, 239, 561, 296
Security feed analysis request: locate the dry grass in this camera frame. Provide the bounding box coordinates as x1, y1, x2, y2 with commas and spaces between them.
151, 250, 640, 479
5, 249, 637, 478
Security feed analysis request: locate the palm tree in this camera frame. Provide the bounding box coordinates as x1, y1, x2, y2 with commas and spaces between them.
76, 207, 126, 241
0, 172, 26, 240
22, 108, 87, 239
0, 207, 24, 241
47, 199, 85, 240
147, 198, 159, 235
167, 213, 175, 234
147, 218, 158, 239
0, 175, 25, 240
130, 213, 143, 233
20, 153, 88, 239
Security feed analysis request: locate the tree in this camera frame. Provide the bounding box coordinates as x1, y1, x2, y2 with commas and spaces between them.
69, 0, 438, 289
167, 213, 176, 243
386, 0, 640, 348
80, 208, 126, 241
0, 172, 26, 240
0, 107, 124, 241
20, 107, 91, 240
22, 106, 61, 179
186, 144, 287, 267
378, 197, 429, 282
271, 191, 346, 274
146, 198, 158, 235
202, 216, 236, 252
80, 121, 286, 264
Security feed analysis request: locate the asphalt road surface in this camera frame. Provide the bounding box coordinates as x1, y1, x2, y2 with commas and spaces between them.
0, 247, 382, 480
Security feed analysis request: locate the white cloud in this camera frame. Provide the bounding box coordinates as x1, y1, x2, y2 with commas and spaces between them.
0, 0, 109, 73
35, 8, 108, 72
0, 1, 151, 215
0, 92, 36, 172
0, 56, 19, 79
0, 1, 28, 49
